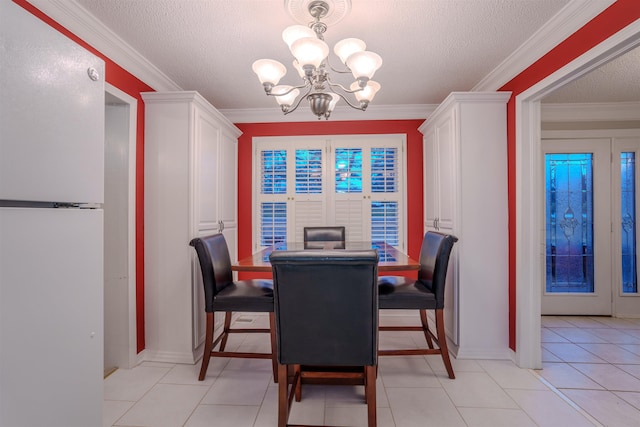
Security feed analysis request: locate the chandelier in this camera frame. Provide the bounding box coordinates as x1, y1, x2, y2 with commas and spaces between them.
252, 0, 382, 120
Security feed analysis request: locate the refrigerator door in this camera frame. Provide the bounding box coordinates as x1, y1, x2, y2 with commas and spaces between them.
0, 1, 105, 204
0, 207, 103, 427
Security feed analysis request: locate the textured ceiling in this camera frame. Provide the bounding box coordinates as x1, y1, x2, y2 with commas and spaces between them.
73, 0, 638, 113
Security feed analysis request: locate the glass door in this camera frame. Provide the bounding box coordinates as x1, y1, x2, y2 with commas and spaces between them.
542, 138, 611, 315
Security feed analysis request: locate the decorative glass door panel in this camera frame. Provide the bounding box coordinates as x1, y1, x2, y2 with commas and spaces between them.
545, 153, 595, 293
620, 152, 637, 294
612, 137, 640, 317
542, 139, 611, 315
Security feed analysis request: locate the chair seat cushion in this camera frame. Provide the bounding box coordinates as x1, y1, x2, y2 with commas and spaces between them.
211, 279, 274, 312
378, 276, 437, 310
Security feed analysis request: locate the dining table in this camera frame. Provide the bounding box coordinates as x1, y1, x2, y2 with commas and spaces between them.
232, 241, 419, 272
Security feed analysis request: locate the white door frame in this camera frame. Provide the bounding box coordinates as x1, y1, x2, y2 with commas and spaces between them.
514, 21, 640, 369
104, 83, 138, 369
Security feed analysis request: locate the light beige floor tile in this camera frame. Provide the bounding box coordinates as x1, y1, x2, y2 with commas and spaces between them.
614, 391, 640, 411
252, 384, 278, 427
578, 343, 640, 364
104, 366, 171, 401
616, 363, 640, 379
542, 343, 607, 363
548, 327, 607, 343
591, 317, 640, 329
562, 389, 640, 427
184, 404, 260, 427
115, 383, 209, 427
564, 317, 612, 328
324, 405, 371, 427
439, 372, 518, 408
103, 400, 134, 427
541, 347, 563, 362
458, 407, 537, 427
583, 328, 640, 344
620, 344, 640, 356
425, 354, 484, 374
538, 362, 604, 390
505, 388, 596, 427
385, 387, 466, 427
158, 362, 217, 386
200, 368, 271, 405
379, 356, 441, 388
542, 327, 570, 343
287, 385, 326, 426
477, 360, 549, 390
571, 363, 640, 392
541, 316, 575, 328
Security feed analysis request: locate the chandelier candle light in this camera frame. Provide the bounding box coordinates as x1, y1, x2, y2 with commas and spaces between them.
252, 0, 382, 120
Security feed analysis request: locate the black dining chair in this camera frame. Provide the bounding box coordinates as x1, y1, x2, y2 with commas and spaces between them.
270, 249, 379, 427
303, 226, 346, 248
189, 233, 277, 382
377, 231, 458, 379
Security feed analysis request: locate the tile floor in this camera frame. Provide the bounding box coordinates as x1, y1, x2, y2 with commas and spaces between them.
104, 314, 640, 426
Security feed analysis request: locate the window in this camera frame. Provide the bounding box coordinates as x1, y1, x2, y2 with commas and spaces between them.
253, 135, 405, 251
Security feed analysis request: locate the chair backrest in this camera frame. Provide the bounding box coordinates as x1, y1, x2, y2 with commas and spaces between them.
417, 231, 458, 309
303, 226, 346, 242
303, 226, 346, 249
189, 233, 233, 312
270, 249, 379, 366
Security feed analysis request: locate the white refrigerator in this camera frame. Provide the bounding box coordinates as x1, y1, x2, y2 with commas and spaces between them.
0, 2, 105, 426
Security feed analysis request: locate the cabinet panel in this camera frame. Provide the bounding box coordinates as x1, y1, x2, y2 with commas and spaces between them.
197, 112, 220, 231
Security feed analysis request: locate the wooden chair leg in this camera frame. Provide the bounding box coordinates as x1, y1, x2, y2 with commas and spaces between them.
269, 313, 278, 383
198, 312, 214, 381
365, 365, 377, 427
277, 364, 288, 427
419, 309, 435, 349
435, 309, 455, 379
218, 312, 233, 351
294, 364, 302, 402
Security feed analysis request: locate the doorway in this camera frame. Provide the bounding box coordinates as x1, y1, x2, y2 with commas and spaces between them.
104, 84, 137, 375
514, 21, 640, 369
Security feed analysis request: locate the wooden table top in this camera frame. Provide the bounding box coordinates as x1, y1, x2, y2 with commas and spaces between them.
232, 241, 419, 272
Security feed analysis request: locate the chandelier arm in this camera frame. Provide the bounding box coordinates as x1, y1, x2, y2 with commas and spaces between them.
267, 82, 310, 97
325, 76, 364, 95
324, 54, 352, 74
283, 85, 314, 115
326, 86, 365, 111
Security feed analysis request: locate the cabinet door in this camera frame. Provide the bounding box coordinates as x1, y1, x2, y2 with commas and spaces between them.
424, 127, 439, 231
218, 131, 238, 230
196, 109, 220, 232
434, 112, 456, 233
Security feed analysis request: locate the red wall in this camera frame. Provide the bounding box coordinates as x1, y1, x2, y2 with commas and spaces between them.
500, 0, 640, 350
235, 120, 424, 279
14, 0, 153, 353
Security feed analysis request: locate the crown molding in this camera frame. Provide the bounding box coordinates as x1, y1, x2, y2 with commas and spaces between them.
472, 0, 616, 92
541, 101, 640, 122
220, 104, 438, 123
26, 0, 182, 91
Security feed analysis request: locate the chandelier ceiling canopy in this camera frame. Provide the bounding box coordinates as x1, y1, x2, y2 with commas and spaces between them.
252, 0, 382, 120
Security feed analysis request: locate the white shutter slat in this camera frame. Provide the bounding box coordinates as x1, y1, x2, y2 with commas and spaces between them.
335, 200, 364, 241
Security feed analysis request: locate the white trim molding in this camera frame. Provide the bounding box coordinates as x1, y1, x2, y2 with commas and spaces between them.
541, 101, 640, 122
473, 0, 616, 92
220, 104, 438, 123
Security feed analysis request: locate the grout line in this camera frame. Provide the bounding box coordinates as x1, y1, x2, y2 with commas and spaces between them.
529, 369, 603, 427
